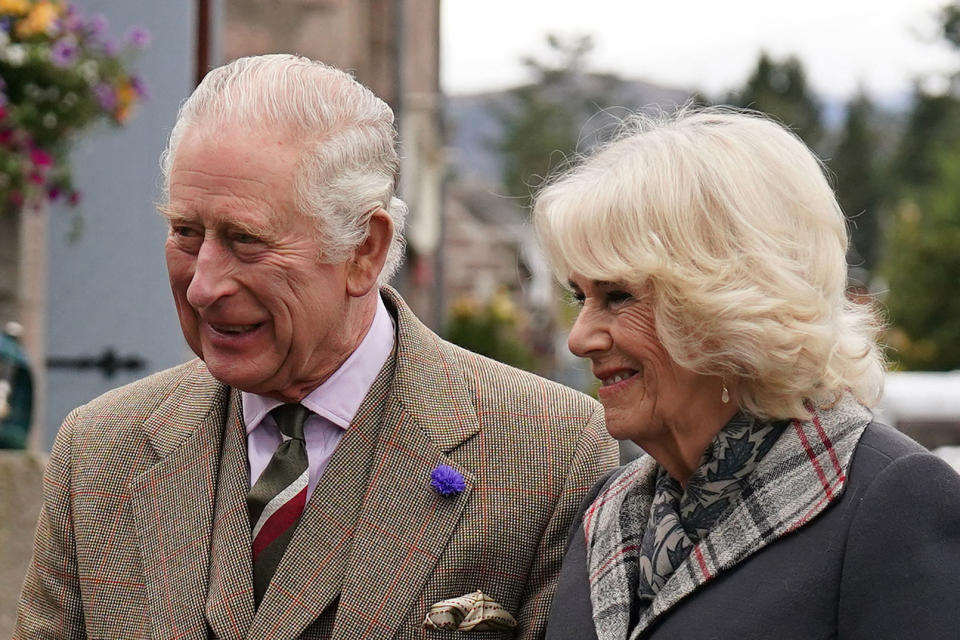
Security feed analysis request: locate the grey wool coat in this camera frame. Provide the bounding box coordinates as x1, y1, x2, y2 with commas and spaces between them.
15, 287, 619, 640
545, 405, 960, 640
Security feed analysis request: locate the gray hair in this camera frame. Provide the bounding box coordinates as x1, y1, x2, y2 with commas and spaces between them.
160, 54, 407, 283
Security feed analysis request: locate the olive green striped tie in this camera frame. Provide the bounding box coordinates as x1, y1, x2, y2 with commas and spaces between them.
248, 403, 310, 605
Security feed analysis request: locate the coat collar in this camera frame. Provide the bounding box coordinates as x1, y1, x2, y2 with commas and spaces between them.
584, 395, 872, 640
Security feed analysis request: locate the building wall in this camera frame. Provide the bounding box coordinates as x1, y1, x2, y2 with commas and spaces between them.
222, 0, 445, 326
43, 0, 202, 449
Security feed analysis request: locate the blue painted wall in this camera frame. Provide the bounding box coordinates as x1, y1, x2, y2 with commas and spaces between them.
44, 1, 201, 449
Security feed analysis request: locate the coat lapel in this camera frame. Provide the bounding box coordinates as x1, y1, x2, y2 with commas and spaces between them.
628, 396, 871, 639
327, 288, 482, 639
128, 362, 227, 640
205, 389, 257, 640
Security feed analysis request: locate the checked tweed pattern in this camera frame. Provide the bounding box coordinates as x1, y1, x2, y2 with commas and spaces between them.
14, 286, 618, 640
248, 404, 311, 605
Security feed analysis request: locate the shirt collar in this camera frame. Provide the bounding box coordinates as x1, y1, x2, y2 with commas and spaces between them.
241, 293, 396, 434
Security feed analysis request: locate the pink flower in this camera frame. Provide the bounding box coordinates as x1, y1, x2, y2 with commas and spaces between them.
30, 148, 53, 167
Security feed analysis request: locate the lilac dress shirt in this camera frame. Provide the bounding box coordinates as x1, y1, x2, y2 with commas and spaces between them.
242, 294, 395, 499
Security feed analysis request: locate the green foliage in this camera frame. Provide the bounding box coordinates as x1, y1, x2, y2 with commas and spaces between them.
889, 90, 960, 191
728, 52, 823, 148
494, 34, 621, 206
875, 4, 960, 371
882, 146, 960, 370
942, 0, 960, 51
831, 92, 885, 272
445, 292, 538, 372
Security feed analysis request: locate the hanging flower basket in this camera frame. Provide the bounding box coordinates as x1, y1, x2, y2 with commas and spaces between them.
0, 0, 149, 214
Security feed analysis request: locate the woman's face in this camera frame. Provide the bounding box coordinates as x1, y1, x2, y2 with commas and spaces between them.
567, 273, 720, 447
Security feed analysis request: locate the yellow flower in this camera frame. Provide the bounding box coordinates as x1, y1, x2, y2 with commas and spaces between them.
0, 0, 30, 17
15, 1, 62, 38
115, 81, 137, 107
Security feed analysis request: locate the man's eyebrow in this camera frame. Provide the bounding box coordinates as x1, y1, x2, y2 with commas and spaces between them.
154, 206, 276, 240
155, 204, 183, 222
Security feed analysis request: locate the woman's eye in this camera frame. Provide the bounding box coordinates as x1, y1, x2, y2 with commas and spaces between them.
605, 290, 633, 306
567, 291, 585, 307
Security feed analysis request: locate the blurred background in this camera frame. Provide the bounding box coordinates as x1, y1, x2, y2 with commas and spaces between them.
3, 0, 960, 625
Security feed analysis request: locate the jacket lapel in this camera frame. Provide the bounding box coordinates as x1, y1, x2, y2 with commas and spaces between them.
205, 389, 257, 640
128, 362, 227, 640
629, 396, 871, 639
327, 289, 482, 640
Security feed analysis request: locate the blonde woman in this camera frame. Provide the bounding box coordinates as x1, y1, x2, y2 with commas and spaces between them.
534, 108, 960, 640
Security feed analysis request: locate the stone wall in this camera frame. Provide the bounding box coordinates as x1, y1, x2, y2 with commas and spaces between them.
0, 451, 45, 637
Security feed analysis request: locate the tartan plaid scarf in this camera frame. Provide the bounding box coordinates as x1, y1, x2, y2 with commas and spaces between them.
635, 415, 787, 611
584, 394, 871, 640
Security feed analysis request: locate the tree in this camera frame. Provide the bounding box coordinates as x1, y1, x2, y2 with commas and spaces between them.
882, 146, 960, 370
830, 92, 885, 274
728, 52, 824, 148
889, 89, 960, 191
879, 3, 960, 370
494, 34, 622, 205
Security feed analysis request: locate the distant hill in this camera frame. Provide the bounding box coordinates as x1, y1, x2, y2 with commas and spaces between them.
444, 77, 910, 187
445, 77, 692, 185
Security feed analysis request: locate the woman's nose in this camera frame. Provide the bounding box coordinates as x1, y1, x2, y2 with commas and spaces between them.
567, 307, 610, 357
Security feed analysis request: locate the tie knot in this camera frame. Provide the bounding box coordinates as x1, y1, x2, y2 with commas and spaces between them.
271, 404, 309, 440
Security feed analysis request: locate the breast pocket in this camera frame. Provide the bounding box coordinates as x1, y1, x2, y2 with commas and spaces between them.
424, 631, 514, 640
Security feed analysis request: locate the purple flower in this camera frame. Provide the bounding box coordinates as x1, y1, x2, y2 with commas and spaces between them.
94, 83, 116, 110
98, 36, 118, 56
125, 25, 151, 49
0, 18, 11, 33
86, 13, 108, 36
430, 465, 466, 497
129, 74, 150, 100
51, 38, 79, 68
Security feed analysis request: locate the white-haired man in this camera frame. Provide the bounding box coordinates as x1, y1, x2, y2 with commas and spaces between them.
15, 55, 617, 640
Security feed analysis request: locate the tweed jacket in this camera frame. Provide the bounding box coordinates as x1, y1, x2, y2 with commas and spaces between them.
15, 287, 618, 640
545, 401, 960, 639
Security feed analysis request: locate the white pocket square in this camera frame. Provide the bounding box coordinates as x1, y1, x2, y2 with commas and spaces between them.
422, 590, 517, 632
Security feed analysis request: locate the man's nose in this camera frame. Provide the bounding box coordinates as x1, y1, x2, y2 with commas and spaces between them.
567, 308, 610, 357
186, 239, 236, 309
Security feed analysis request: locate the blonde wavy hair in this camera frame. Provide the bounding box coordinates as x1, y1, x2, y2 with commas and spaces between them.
533, 107, 884, 420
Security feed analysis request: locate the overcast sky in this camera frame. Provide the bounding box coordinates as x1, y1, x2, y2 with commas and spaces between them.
441, 0, 958, 102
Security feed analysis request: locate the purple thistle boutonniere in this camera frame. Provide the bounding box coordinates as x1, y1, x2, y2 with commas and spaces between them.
430, 465, 466, 497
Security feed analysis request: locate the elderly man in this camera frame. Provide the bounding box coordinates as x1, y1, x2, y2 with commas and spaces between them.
15, 55, 616, 640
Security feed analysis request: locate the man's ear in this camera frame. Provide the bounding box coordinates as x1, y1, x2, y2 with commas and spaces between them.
346, 207, 393, 297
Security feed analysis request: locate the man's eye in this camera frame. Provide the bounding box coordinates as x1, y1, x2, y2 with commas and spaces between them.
172, 225, 199, 238
232, 232, 261, 244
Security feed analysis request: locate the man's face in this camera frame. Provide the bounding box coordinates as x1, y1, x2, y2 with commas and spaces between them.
163, 125, 365, 401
